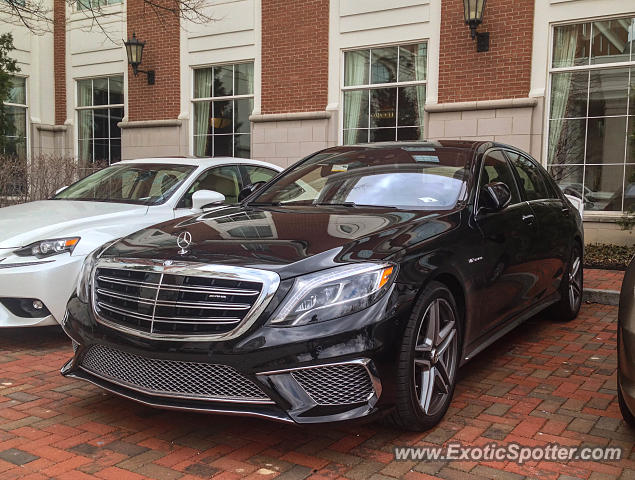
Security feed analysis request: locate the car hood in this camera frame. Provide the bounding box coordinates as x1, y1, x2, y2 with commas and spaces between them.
0, 200, 149, 249
104, 205, 461, 279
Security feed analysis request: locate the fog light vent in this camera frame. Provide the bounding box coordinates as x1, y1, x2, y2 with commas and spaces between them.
291, 364, 375, 405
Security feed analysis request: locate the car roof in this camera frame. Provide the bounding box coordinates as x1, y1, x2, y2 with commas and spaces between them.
118, 157, 284, 170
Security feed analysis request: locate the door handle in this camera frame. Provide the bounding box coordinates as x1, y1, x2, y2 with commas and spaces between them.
522, 214, 535, 223
561, 207, 570, 216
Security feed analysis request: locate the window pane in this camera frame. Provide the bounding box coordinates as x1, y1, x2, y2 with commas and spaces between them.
370, 87, 396, 128
110, 139, 121, 163
591, 19, 631, 65
552, 23, 590, 68
398, 85, 425, 127
110, 107, 124, 138
213, 135, 233, 157
93, 77, 109, 105
397, 127, 424, 141
77, 79, 92, 107
369, 128, 396, 142
343, 90, 368, 129
213, 100, 233, 135
93, 108, 109, 138
549, 164, 584, 199
235, 98, 252, 134
549, 71, 588, 119
630, 67, 635, 115
480, 150, 521, 204
344, 50, 369, 86
234, 134, 250, 159
629, 117, 635, 164
586, 117, 627, 164
213, 65, 233, 97
507, 152, 550, 201
78, 110, 92, 139
7, 77, 25, 104
194, 68, 213, 98
194, 102, 212, 136
109, 76, 124, 105
398, 43, 427, 82
94, 139, 109, 162
624, 164, 635, 212
584, 164, 625, 211
5, 106, 26, 137
588, 68, 629, 117
78, 139, 93, 163
194, 136, 212, 157
548, 118, 586, 165
244, 165, 276, 184
343, 129, 368, 145
235, 63, 254, 95
371, 47, 397, 84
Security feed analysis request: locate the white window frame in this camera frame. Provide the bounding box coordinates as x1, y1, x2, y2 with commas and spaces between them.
75, 75, 124, 165
191, 61, 255, 158
340, 41, 428, 146
2, 75, 28, 160
545, 15, 635, 215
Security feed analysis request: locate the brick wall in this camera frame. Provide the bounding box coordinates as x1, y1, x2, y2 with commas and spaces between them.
126, 0, 180, 121
438, 0, 534, 103
53, 0, 66, 125
261, 0, 329, 114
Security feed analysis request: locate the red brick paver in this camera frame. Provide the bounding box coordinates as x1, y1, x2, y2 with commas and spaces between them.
0, 303, 633, 479
584, 268, 625, 292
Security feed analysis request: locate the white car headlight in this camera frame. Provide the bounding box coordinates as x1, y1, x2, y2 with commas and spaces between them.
269, 263, 396, 326
14, 237, 80, 258
76, 239, 120, 303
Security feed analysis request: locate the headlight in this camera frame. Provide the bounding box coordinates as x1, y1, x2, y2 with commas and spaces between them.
14, 237, 80, 258
269, 263, 396, 326
76, 239, 120, 303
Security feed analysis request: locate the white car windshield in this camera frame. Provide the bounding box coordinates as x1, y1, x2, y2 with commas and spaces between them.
250, 146, 471, 210
54, 163, 196, 206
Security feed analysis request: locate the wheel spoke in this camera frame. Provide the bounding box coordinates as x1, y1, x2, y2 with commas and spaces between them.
435, 360, 450, 394
415, 344, 432, 354
414, 358, 430, 369
437, 328, 456, 358
419, 368, 435, 414
425, 300, 440, 346
570, 257, 580, 279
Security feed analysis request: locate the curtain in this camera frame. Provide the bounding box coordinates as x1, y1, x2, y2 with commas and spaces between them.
194, 68, 213, 156
77, 80, 93, 164
548, 25, 580, 163
343, 51, 368, 145
414, 43, 427, 139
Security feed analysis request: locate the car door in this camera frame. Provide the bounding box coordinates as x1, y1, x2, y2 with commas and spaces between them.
175, 165, 243, 212
473, 149, 541, 336
506, 151, 569, 299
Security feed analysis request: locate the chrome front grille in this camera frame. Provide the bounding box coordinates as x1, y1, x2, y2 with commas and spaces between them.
291, 364, 375, 405
91, 261, 279, 340
80, 344, 271, 403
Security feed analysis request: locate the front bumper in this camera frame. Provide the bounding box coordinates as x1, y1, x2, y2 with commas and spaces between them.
61, 286, 413, 424
0, 254, 84, 327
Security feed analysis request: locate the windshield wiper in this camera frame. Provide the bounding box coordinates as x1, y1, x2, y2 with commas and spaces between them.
314, 202, 397, 209
245, 201, 282, 207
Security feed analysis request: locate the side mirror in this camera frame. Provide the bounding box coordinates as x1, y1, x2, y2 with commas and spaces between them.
191, 190, 225, 211
479, 182, 512, 213
238, 181, 266, 202
55, 186, 68, 195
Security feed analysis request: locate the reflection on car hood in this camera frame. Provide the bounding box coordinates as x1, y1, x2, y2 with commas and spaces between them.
0, 200, 149, 249
105, 205, 461, 279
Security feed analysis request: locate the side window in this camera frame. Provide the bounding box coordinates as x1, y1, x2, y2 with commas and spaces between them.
177, 165, 241, 208
506, 152, 551, 201
478, 150, 521, 205
242, 165, 278, 185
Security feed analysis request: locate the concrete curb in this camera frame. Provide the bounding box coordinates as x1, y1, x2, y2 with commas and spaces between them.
583, 288, 620, 306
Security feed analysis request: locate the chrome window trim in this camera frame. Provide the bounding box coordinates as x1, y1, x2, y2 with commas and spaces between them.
91, 257, 280, 342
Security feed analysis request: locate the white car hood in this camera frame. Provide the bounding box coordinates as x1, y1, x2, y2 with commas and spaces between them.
0, 200, 149, 249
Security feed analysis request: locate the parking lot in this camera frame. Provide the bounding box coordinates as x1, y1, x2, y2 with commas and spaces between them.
0, 299, 632, 480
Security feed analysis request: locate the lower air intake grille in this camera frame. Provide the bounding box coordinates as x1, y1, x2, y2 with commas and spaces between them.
80, 344, 270, 403
291, 364, 375, 405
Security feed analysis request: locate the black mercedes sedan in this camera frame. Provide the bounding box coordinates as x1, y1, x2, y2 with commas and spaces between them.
60, 141, 583, 431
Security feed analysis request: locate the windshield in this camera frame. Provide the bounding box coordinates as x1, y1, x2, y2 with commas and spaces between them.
54, 163, 196, 205
250, 146, 471, 210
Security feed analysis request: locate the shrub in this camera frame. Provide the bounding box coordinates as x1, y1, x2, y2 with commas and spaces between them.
0, 155, 106, 207
584, 243, 635, 271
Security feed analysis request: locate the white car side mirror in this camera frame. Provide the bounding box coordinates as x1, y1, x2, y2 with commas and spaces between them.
55, 186, 68, 195
564, 194, 583, 218
192, 190, 225, 211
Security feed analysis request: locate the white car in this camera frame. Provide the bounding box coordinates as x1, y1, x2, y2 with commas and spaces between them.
0, 157, 283, 327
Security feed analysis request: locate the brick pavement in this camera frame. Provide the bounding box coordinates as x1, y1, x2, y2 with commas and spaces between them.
0, 303, 633, 479
584, 269, 625, 292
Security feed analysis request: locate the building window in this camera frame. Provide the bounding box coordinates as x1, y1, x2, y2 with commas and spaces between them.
76, 0, 122, 11
192, 62, 254, 158
76, 76, 124, 165
548, 17, 635, 213
2, 76, 27, 159
342, 43, 427, 145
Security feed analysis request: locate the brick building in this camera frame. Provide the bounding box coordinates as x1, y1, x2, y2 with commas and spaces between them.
1, 0, 634, 243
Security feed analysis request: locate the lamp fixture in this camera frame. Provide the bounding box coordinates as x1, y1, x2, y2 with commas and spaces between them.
124, 33, 155, 85
463, 0, 489, 52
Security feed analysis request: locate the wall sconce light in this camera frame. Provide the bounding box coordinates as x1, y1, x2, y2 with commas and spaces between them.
124, 33, 155, 85
463, 0, 490, 52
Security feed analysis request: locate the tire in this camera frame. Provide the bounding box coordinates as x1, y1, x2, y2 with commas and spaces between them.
386, 281, 461, 431
550, 243, 583, 322
618, 380, 635, 428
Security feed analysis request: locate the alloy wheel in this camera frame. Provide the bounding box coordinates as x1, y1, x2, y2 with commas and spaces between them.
413, 298, 458, 416
568, 253, 582, 310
